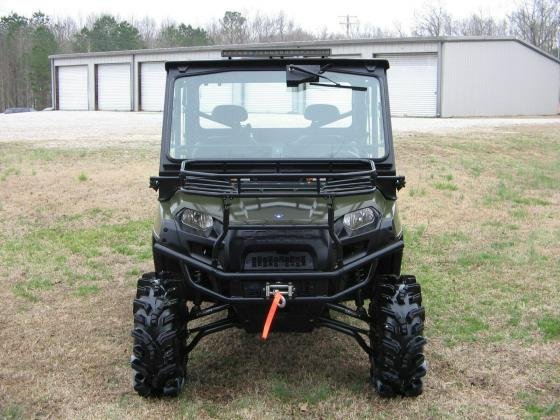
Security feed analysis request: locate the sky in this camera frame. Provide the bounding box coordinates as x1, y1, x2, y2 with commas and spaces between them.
0, 0, 518, 34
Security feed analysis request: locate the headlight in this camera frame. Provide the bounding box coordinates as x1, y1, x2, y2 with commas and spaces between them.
181, 208, 213, 231
343, 207, 377, 230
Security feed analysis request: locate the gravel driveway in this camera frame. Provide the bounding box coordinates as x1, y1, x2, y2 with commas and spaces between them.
1, 111, 559, 148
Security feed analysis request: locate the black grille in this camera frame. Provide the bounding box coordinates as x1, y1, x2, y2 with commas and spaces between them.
299, 281, 315, 296
179, 160, 376, 197
244, 251, 314, 271
243, 284, 262, 298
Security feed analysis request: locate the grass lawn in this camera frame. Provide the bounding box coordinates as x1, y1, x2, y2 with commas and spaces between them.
0, 124, 558, 419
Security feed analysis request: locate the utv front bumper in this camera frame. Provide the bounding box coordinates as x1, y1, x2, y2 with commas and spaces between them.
153, 238, 403, 303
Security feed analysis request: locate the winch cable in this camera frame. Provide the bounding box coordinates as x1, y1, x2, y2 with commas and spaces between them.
261, 292, 286, 340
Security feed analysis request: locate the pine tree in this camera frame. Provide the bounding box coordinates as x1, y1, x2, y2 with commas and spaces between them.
29, 12, 58, 109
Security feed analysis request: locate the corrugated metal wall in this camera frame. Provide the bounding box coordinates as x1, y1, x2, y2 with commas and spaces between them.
441, 41, 560, 116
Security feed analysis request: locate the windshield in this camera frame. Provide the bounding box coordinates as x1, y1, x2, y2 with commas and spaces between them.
170, 70, 385, 160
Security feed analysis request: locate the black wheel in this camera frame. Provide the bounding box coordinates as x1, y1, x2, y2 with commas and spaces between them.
370, 274, 427, 397
131, 272, 188, 397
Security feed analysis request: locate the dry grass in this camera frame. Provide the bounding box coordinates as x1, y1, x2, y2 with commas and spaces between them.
0, 123, 559, 419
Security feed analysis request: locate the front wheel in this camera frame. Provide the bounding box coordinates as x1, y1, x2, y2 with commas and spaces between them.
370, 274, 427, 397
131, 273, 188, 397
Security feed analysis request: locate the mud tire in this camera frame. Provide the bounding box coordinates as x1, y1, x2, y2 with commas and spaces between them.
370, 274, 427, 397
131, 273, 187, 397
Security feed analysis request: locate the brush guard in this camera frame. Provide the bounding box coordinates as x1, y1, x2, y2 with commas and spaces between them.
155, 159, 404, 355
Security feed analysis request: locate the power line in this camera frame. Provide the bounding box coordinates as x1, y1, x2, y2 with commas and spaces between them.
338, 15, 358, 38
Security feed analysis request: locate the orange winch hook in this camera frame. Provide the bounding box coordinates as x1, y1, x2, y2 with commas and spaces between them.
261, 292, 286, 340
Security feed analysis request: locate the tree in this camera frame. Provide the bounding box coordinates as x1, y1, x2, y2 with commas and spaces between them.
348, 22, 391, 39
217, 11, 248, 44
157, 23, 211, 47
73, 15, 144, 52
0, 13, 30, 109
413, 3, 456, 36
134, 17, 158, 48
247, 12, 314, 42
29, 13, 58, 109
457, 13, 508, 36
393, 21, 409, 38
509, 0, 560, 53
248, 13, 277, 42
52, 17, 79, 53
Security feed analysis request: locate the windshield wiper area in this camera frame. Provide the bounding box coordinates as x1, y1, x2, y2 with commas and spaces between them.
309, 82, 366, 91
286, 64, 367, 91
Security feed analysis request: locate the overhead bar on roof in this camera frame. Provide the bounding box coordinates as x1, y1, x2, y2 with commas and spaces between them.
221, 48, 331, 58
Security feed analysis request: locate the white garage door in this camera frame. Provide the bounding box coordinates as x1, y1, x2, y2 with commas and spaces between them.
245, 83, 293, 113
140, 62, 166, 111
199, 83, 234, 113
306, 84, 352, 113
97, 64, 131, 111
377, 54, 438, 117
57, 66, 88, 110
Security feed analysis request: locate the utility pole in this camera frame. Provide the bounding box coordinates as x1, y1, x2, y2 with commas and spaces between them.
339, 15, 358, 38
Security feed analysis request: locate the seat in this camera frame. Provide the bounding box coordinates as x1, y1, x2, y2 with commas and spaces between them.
304, 104, 341, 128
211, 105, 248, 128
283, 104, 344, 157
192, 105, 254, 158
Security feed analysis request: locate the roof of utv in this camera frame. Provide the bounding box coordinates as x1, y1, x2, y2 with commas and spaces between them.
164, 58, 390, 71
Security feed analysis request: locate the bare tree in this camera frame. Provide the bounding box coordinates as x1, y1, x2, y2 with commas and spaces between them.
52, 17, 78, 53
393, 21, 409, 38
316, 25, 335, 40
274, 12, 289, 41
509, 0, 560, 53
457, 12, 509, 36
248, 13, 276, 42
216, 11, 315, 44
349, 22, 393, 39
268, 12, 314, 42
134, 17, 158, 48
413, 2, 456, 36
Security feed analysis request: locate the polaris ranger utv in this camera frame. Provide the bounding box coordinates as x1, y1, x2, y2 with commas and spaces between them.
131, 49, 426, 398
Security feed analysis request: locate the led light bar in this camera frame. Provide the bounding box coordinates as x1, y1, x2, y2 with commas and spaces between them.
221, 48, 331, 58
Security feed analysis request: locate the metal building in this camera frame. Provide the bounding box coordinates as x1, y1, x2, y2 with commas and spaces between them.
49, 36, 560, 117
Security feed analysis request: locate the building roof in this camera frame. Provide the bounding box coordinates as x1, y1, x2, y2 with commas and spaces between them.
49, 36, 560, 65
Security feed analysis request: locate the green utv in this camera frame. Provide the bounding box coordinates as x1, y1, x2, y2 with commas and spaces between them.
131, 49, 426, 398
